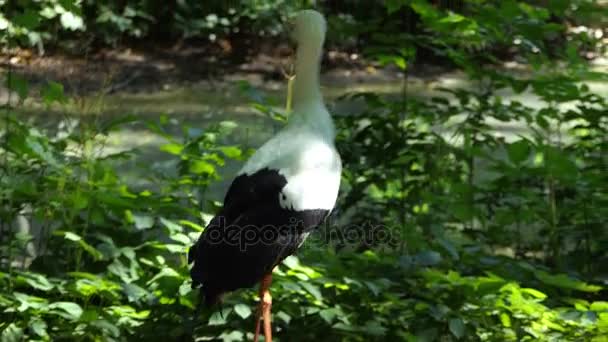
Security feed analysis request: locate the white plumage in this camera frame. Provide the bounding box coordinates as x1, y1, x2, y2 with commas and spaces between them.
239, 10, 341, 212
189, 10, 339, 342
240, 125, 341, 211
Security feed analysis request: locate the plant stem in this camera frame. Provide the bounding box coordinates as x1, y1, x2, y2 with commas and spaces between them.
399, 55, 410, 254
1, 0, 15, 289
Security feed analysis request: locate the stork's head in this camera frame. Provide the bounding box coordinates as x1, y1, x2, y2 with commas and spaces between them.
291, 10, 327, 47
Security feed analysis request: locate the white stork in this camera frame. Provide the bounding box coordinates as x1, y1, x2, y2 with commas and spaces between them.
188, 10, 340, 342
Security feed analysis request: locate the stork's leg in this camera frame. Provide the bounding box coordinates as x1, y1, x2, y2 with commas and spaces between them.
253, 273, 273, 342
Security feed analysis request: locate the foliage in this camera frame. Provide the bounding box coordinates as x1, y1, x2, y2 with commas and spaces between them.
0, 0, 310, 49
1, 0, 608, 341
3, 0, 606, 59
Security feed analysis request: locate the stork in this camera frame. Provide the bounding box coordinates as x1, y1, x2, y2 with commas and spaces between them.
188, 10, 341, 342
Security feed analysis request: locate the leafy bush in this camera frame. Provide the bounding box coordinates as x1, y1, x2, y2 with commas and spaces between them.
0, 0, 308, 49
1, 0, 608, 341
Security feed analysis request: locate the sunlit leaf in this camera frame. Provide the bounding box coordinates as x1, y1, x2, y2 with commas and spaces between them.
521, 288, 547, 300
218, 146, 242, 159
189, 160, 216, 174
300, 282, 323, 301
1, 323, 23, 342
233, 304, 252, 319
591, 302, 608, 312
18, 272, 54, 292
60, 11, 84, 30
209, 308, 232, 325
133, 214, 154, 230
28, 317, 47, 337
48, 302, 83, 320
535, 270, 602, 292
160, 143, 183, 155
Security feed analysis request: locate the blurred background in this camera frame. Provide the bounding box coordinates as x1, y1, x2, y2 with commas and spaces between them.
1, 0, 607, 341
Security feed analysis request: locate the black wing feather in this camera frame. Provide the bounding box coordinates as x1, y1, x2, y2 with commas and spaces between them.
189, 168, 328, 306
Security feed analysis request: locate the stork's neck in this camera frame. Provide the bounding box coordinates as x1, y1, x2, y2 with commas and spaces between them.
293, 39, 323, 108
290, 38, 335, 139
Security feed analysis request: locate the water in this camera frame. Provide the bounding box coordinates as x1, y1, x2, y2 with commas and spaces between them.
9, 60, 608, 199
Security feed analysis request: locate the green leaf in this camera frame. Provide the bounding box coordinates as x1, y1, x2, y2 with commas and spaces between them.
25, 135, 58, 167
70, 192, 89, 210
49, 302, 83, 320
376, 55, 407, 70
362, 321, 387, 336
507, 140, 531, 164
219, 146, 242, 159
437, 238, 459, 260
19, 272, 54, 291
545, 147, 578, 179
300, 282, 323, 301
411, 0, 439, 19
160, 143, 183, 155
599, 313, 608, 329
500, 313, 511, 327
319, 308, 338, 323
41, 81, 67, 105
13, 292, 49, 311
160, 218, 182, 233
282, 256, 299, 269
179, 220, 205, 232
60, 11, 84, 30
449, 318, 465, 339
333, 322, 358, 333
6, 74, 28, 100
219, 331, 244, 342
233, 304, 252, 319
169, 232, 191, 245
91, 319, 120, 337
147, 267, 181, 285
189, 160, 216, 174
13, 10, 40, 29
133, 214, 154, 230
57, 231, 103, 260
415, 250, 442, 266
591, 302, 608, 312
209, 308, 232, 325
122, 283, 150, 303
521, 288, 547, 300
535, 270, 602, 292
385, 0, 406, 14
1, 323, 23, 342
64, 232, 81, 241
219, 120, 238, 131
364, 281, 381, 296
276, 311, 292, 324
28, 317, 47, 337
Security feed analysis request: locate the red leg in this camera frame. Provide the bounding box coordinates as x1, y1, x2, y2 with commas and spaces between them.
253, 273, 273, 342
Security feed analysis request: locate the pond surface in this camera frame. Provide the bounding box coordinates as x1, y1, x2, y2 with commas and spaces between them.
12, 59, 608, 199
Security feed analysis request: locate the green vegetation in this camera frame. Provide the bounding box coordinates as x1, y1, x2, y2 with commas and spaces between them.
1, 0, 607, 341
